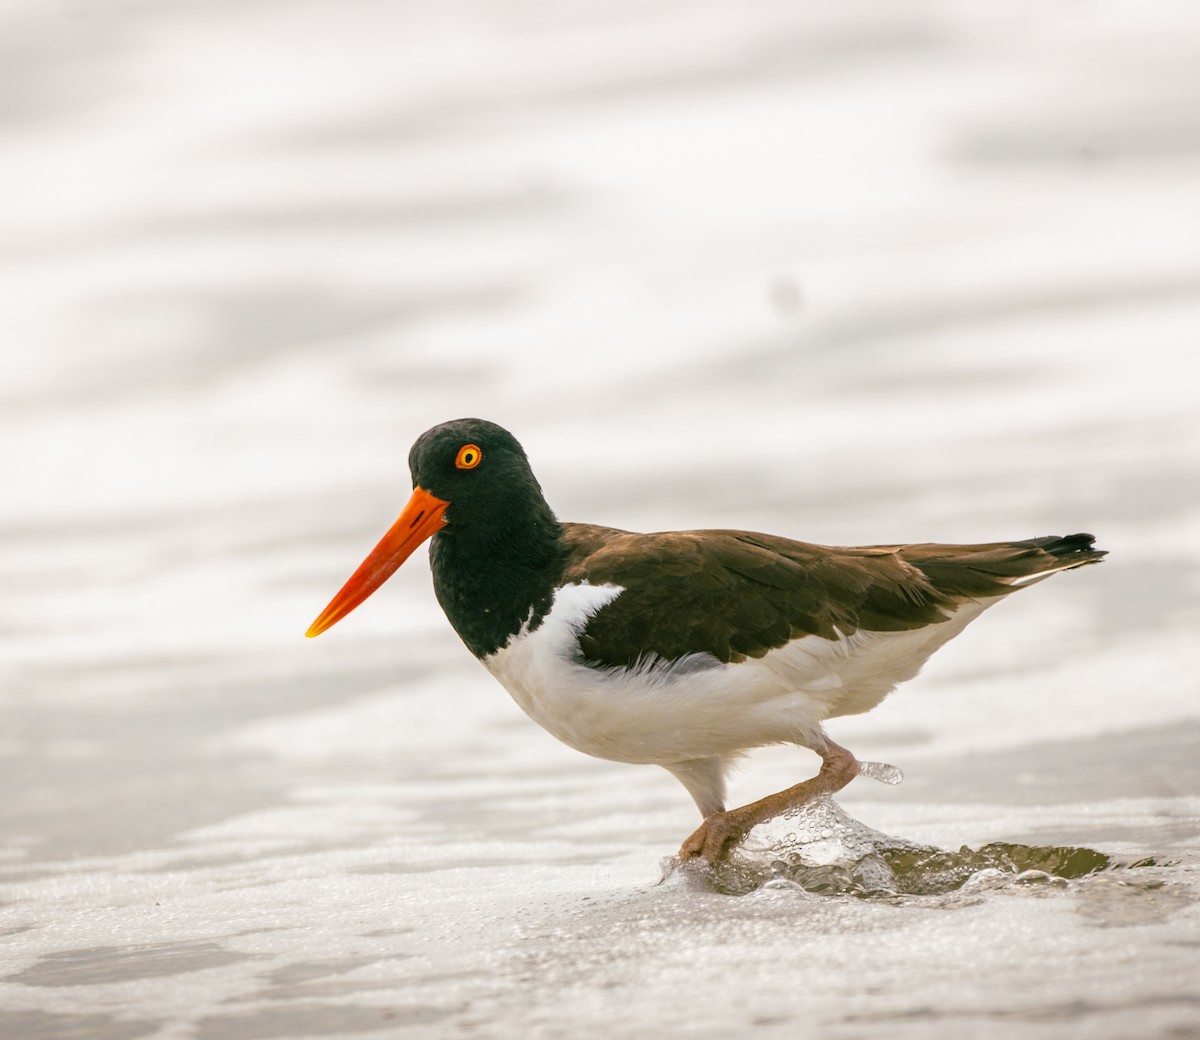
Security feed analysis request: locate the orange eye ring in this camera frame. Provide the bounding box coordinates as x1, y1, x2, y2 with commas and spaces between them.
455, 443, 483, 470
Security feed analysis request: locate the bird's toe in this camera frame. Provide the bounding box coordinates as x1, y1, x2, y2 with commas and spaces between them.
678, 810, 751, 864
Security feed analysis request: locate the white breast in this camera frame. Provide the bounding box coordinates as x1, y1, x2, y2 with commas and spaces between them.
482, 582, 991, 767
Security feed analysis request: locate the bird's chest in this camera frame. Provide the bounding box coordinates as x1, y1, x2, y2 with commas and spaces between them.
478, 581, 820, 765
481, 582, 645, 760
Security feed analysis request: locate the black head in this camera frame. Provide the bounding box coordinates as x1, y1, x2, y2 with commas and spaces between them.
407, 418, 546, 533
306, 418, 562, 645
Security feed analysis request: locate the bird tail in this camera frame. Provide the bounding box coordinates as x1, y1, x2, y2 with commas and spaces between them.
1007, 533, 1107, 582
901, 533, 1106, 600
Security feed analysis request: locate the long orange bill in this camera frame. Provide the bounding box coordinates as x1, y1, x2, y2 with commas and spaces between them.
305, 486, 450, 638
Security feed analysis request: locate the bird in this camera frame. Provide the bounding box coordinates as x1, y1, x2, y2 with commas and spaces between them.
306, 418, 1105, 863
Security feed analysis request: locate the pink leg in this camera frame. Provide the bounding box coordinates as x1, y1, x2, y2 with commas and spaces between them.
678, 740, 860, 864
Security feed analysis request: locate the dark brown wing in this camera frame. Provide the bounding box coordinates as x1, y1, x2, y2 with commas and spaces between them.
560, 524, 1103, 668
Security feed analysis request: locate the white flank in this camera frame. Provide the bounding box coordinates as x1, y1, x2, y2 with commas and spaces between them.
483, 582, 993, 768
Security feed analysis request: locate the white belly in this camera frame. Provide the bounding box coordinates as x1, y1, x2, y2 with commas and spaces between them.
482, 582, 989, 766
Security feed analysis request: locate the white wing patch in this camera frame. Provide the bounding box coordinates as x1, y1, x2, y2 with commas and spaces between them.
483, 583, 993, 767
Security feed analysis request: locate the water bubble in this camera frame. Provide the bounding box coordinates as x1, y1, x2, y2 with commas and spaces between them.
961, 868, 1010, 893
1014, 869, 1069, 888
757, 878, 806, 893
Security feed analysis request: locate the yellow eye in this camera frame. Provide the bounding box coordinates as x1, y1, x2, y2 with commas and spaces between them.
455, 443, 482, 470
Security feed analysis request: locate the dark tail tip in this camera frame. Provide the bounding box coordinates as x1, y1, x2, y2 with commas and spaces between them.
1025, 532, 1107, 564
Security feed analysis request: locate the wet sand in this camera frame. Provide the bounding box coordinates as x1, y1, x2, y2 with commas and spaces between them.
2, 1, 1199, 1037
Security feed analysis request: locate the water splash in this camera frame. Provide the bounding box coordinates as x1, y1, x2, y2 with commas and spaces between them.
666, 796, 1155, 897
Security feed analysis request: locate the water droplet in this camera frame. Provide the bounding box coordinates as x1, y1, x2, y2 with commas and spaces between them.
859, 760, 904, 785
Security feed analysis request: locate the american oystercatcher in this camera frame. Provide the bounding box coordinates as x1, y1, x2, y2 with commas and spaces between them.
307, 418, 1105, 862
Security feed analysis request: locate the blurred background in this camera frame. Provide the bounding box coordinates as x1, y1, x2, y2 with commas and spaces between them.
1, 1, 1198, 1036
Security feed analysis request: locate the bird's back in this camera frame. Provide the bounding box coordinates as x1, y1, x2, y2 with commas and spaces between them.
560, 524, 1104, 672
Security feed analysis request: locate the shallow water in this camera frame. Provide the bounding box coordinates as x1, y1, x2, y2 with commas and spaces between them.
2, 1, 1200, 1038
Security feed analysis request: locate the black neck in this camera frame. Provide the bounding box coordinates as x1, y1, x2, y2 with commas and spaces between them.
428, 503, 565, 659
